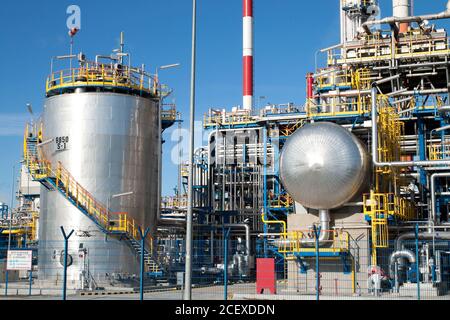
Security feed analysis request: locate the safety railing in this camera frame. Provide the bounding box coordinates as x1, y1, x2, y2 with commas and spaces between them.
259, 104, 305, 117
371, 218, 389, 249
342, 0, 374, 10
376, 102, 404, 175
326, 33, 450, 65
363, 193, 395, 219
315, 69, 353, 90
307, 96, 371, 118
277, 229, 351, 255
428, 142, 450, 160
161, 196, 188, 209
363, 192, 415, 222
161, 104, 178, 123
23, 125, 155, 259
352, 68, 372, 90
268, 193, 294, 209
203, 111, 257, 128
46, 63, 158, 96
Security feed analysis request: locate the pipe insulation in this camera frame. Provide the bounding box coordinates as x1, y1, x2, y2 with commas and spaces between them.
389, 231, 450, 276
389, 250, 416, 276
431, 173, 450, 224
223, 223, 251, 256
363, 0, 450, 33
393, 0, 413, 33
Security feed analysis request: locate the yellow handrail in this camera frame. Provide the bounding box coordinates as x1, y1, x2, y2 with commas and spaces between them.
24, 125, 156, 260
261, 212, 286, 235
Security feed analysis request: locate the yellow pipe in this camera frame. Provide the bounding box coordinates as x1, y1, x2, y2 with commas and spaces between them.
352, 256, 356, 294
261, 211, 286, 235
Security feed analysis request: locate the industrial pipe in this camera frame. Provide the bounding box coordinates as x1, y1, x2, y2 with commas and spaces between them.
272, 209, 331, 248
363, 0, 450, 34
371, 85, 450, 167
396, 230, 450, 251
223, 223, 251, 256
393, 0, 413, 33
430, 173, 450, 224
390, 230, 450, 277
389, 249, 416, 277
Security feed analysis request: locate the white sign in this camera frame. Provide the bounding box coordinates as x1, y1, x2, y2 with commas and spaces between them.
7, 250, 32, 271
66, 5, 81, 31
55, 136, 70, 151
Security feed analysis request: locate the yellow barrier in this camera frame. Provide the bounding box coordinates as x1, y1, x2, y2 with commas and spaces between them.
277, 229, 350, 255
46, 63, 160, 96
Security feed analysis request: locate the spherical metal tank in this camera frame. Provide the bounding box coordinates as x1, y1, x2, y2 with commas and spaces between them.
38, 92, 160, 288
279, 122, 369, 210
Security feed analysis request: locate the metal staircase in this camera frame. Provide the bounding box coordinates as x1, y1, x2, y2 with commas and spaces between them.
23, 124, 163, 277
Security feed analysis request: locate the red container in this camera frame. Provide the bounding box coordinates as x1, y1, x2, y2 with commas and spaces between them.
256, 258, 276, 294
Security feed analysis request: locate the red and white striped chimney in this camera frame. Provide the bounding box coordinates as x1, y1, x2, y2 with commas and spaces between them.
243, 0, 254, 111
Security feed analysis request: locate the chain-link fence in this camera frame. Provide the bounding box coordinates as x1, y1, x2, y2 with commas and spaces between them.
0, 230, 449, 300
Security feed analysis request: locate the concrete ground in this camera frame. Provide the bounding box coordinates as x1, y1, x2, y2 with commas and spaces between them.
0, 282, 448, 300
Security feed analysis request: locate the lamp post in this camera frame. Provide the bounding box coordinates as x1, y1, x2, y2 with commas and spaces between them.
184, 0, 197, 301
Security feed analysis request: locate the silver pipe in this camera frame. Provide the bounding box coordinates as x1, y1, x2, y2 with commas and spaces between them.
363, 2, 450, 33
438, 106, 450, 113
431, 173, 450, 224
223, 224, 250, 256
406, 72, 438, 78
389, 250, 416, 277
375, 74, 400, 85
395, 231, 450, 252
95, 55, 118, 64
273, 209, 331, 248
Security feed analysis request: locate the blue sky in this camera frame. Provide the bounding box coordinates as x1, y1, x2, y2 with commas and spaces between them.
0, 0, 449, 205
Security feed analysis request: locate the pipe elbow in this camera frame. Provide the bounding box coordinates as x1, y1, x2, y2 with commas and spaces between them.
390, 249, 416, 270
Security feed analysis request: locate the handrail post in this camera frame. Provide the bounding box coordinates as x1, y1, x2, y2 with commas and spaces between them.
60, 226, 74, 301
313, 224, 322, 301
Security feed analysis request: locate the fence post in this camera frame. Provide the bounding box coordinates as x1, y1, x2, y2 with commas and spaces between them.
138, 227, 150, 301
4, 270, 8, 297
223, 228, 230, 301
60, 226, 74, 301
415, 223, 420, 300
313, 225, 322, 301
29, 269, 33, 296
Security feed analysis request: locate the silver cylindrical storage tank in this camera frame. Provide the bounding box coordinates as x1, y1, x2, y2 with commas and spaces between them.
38, 92, 160, 288
279, 122, 370, 210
